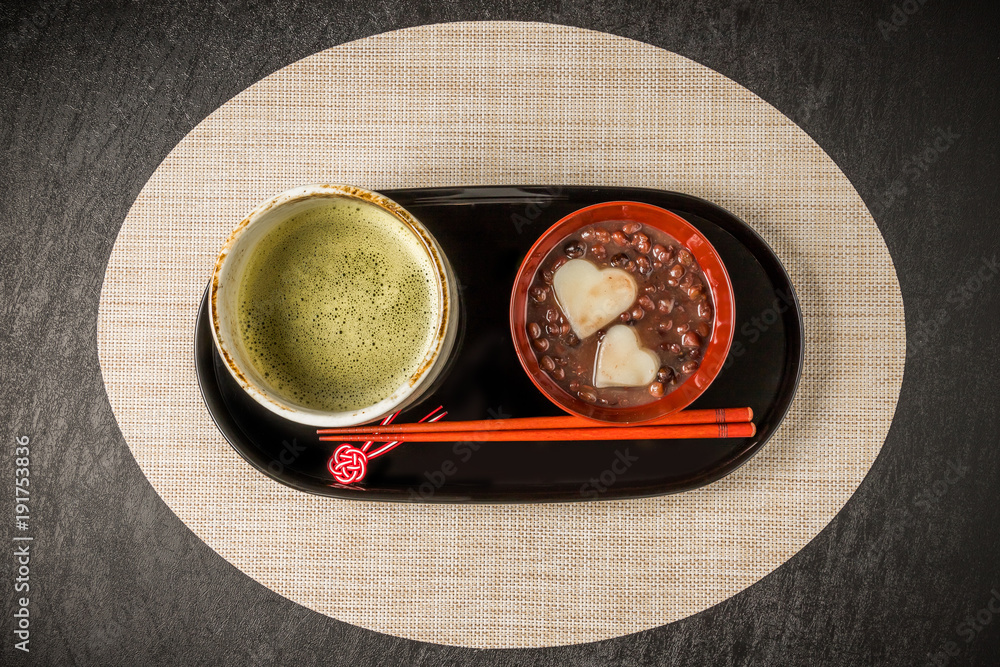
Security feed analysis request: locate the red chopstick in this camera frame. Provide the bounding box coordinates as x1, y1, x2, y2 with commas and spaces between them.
316, 407, 752, 435
319, 421, 755, 443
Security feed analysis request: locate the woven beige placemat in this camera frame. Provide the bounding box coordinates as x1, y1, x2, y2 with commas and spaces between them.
97, 21, 904, 648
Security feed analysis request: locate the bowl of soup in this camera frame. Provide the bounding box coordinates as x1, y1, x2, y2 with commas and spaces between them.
510, 201, 735, 423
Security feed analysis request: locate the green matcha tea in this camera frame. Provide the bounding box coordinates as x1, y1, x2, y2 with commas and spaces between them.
236, 200, 439, 412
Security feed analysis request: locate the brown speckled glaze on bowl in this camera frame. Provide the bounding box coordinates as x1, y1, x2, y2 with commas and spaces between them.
209, 184, 459, 428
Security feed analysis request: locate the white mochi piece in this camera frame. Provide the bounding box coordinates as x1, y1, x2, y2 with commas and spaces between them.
552, 259, 637, 339
594, 325, 660, 388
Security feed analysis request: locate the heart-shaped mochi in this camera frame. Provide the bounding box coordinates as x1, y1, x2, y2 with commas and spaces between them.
594, 325, 660, 388
552, 259, 637, 339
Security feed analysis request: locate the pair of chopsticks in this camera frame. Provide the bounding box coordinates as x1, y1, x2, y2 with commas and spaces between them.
317, 407, 754, 442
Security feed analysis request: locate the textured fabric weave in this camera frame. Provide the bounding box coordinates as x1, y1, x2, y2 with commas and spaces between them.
97, 22, 905, 648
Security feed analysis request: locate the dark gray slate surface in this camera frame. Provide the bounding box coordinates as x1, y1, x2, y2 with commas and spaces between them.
2, 0, 998, 665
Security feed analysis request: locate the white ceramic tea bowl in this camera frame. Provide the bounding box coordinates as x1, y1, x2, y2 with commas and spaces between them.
209, 184, 459, 427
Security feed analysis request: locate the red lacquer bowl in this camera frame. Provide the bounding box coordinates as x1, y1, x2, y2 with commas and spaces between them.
510, 201, 735, 424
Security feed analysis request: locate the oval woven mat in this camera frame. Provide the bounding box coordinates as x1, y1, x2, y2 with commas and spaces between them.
97, 21, 905, 648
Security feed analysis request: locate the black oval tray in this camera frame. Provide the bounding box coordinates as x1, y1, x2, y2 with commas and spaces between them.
195, 186, 803, 503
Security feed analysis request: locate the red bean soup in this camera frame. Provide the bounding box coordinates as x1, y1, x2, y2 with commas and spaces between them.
524, 220, 715, 409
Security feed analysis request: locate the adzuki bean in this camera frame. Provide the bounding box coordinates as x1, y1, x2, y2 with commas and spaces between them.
525, 221, 715, 407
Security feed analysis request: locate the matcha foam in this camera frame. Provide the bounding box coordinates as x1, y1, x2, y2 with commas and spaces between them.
237, 200, 440, 412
